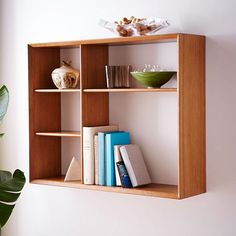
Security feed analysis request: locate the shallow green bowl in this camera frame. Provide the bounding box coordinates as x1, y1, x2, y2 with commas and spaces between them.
130, 71, 176, 88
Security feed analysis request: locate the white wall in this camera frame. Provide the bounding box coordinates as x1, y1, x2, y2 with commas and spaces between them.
0, 0, 236, 235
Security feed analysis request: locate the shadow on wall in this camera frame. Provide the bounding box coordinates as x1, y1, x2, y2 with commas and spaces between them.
206, 34, 236, 192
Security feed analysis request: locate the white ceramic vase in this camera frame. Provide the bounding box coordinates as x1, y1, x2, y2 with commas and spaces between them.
51, 61, 80, 89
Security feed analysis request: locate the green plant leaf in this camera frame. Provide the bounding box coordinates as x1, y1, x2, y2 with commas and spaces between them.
0, 203, 14, 228
0, 86, 25, 229
0, 85, 9, 122
0, 170, 26, 228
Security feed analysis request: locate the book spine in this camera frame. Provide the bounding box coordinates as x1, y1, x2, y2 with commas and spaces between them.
98, 133, 106, 185
83, 128, 95, 184
114, 145, 122, 186
106, 134, 116, 186
94, 135, 99, 185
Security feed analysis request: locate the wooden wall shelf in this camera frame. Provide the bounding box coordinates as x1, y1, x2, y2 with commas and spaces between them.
28, 33, 205, 199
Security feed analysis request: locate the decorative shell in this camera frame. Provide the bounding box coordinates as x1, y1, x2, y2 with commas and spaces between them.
51, 61, 80, 89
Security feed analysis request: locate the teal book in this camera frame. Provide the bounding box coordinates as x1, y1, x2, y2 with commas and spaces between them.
98, 132, 107, 186
98, 131, 123, 186
105, 132, 130, 186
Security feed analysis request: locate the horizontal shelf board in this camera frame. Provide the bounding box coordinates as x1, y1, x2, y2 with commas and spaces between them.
29, 33, 182, 48
35, 89, 81, 93
31, 176, 179, 199
35, 131, 81, 137
81, 34, 179, 45
83, 88, 177, 93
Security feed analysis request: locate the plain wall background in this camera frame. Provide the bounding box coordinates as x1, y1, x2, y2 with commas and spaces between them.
0, 0, 236, 235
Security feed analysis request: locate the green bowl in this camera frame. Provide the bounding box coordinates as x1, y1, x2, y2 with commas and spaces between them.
130, 71, 176, 88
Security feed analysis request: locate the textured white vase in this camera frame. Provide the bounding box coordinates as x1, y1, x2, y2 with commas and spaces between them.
51, 61, 80, 89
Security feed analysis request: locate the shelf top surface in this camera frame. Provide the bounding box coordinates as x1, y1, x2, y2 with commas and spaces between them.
83, 88, 177, 92
28, 33, 204, 48
31, 176, 179, 199
35, 89, 81, 92
35, 131, 81, 137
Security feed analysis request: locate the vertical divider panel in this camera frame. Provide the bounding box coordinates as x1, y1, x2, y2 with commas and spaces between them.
28, 46, 61, 180
80, 44, 109, 182
178, 34, 206, 198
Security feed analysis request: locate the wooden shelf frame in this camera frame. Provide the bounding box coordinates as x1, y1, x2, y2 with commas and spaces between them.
28, 33, 205, 199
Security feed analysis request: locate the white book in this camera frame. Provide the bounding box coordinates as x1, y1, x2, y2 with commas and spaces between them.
120, 144, 151, 187
114, 145, 122, 186
83, 125, 118, 184
94, 135, 99, 185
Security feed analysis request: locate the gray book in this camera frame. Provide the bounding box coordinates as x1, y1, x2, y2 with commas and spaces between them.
120, 144, 151, 187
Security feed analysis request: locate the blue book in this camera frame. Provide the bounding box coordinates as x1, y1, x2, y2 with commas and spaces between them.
98, 131, 123, 186
105, 132, 130, 186
98, 132, 106, 186
116, 161, 133, 188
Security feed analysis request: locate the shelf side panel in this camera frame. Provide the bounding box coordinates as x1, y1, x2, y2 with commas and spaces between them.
80, 44, 109, 126
178, 35, 206, 198
28, 46, 61, 180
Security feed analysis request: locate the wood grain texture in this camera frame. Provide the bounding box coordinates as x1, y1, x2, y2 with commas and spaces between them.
28, 46, 61, 181
80, 45, 109, 126
83, 88, 177, 92
177, 34, 206, 198
31, 176, 179, 199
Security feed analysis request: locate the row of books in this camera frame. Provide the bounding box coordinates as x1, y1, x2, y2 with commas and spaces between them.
83, 125, 151, 187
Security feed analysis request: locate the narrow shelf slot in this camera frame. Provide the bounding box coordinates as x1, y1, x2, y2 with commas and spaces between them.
31, 176, 179, 199
35, 131, 81, 137
83, 88, 177, 93
35, 89, 81, 93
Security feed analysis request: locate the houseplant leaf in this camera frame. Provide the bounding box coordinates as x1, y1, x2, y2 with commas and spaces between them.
0, 85, 9, 138
0, 86, 25, 235
0, 85, 9, 122
0, 169, 26, 228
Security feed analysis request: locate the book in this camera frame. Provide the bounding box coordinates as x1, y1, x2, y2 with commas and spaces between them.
94, 135, 99, 185
98, 131, 118, 186
114, 145, 123, 186
116, 161, 132, 188
98, 132, 106, 186
83, 125, 118, 185
105, 132, 130, 186
120, 144, 151, 187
